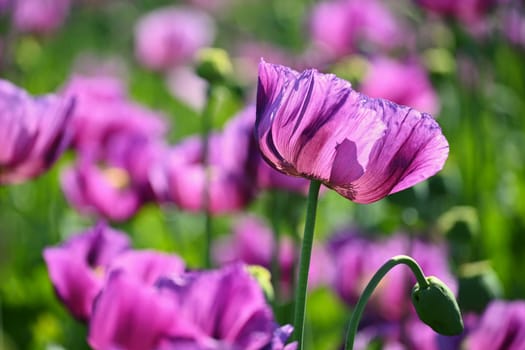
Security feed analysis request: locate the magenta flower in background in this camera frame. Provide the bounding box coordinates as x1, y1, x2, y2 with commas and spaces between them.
62, 75, 167, 151
309, 0, 405, 60
13, 0, 71, 34
60, 75, 169, 221
61, 136, 166, 221
415, 0, 498, 25
354, 316, 442, 350
43, 223, 131, 320
166, 66, 208, 111
156, 264, 297, 350
464, 300, 525, 349
213, 215, 331, 298
88, 264, 296, 350
152, 108, 264, 214
223, 105, 310, 194
0, 79, 74, 184
44, 223, 186, 321
88, 271, 179, 350
256, 61, 449, 204
151, 133, 253, 214
360, 57, 440, 115
503, 7, 525, 48
134, 6, 215, 71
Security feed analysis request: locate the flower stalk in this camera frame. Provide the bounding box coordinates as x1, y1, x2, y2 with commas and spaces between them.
292, 179, 322, 349
201, 85, 217, 268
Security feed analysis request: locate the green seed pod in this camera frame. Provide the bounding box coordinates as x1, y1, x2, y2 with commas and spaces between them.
412, 276, 464, 336
195, 47, 233, 84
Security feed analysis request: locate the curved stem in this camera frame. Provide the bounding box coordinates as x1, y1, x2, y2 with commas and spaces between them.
344, 255, 429, 350
293, 180, 322, 349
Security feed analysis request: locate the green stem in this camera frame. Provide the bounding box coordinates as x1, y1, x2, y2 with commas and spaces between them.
292, 180, 322, 349
202, 85, 216, 269
344, 255, 429, 350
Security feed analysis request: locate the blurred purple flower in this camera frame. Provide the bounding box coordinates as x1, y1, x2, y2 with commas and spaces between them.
60, 75, 168, 221
256, 61, 449, 204
464, 300, 525, 349
152, 108, 266, 214
157, 264, 296, 349
43, 223, 131, 320
151, 133, 253, 214
13, 0, 71, 34
213, 215, 332, 298
502, 7, 525, 48
415, 0, 498, 25
62, 75, 167, 151
134, 6, 215, 71
44, 223, 186, 321
309, 0, 405, 60
89, 264, 296, 350
61, 136, 165, 221
0, 79, 74, 184
166, 66, 208, 111
88, 271, 179, 350
225, 105, 310, 194
360, 57, 440, 115
329, 230, 457, 321
354, 316, 441, 350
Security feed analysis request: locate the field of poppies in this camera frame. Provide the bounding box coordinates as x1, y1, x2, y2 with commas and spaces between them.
1, 0, 525, 349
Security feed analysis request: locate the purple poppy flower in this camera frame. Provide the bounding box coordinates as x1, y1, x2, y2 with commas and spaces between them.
61, 135, 165, 221
61, 75, 168, 220
213, 215, 332, 298
0, 79, 74, 184
212, 216, 296, 298
329, 230, 456, 321
88, 271, 180, 350
89, 264, 295, 350
360, 57, 439, 115
309, 0, 406, 59
62, 75, 167, 151
256, 61, 449, 204
152, 110, 257, 214
13, 0, 71, 34
134, 6, 215, 71
43, 223, 130, 320
45, 223, 186, 321
157, 264, 296, 350
464, 300, 525, 350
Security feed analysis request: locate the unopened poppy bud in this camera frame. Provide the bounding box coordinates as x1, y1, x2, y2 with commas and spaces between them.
457, 261, 502, 313
246, 265, 274, 301
412, 276, 464, 336
195, 47, 233, 84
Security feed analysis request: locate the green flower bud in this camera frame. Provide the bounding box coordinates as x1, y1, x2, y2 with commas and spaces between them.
195, 48, 233, 84
458, 261, 503, 313
246, 265, 274, 301
412, 276, 464, 336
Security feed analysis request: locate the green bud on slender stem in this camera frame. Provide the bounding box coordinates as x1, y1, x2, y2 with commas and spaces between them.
344, 255, 429, 350
195, 48, 233, 85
